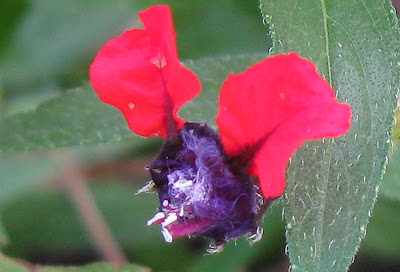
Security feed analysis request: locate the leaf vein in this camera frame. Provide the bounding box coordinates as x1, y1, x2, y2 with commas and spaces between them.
320, 0, 332, 84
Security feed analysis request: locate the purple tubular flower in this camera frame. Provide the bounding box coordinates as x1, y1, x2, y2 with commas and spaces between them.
145, 123, 266, 250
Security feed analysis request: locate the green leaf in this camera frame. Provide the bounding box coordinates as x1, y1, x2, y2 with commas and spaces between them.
35, 262, 148, 272
0, 87, 138, 152
260, 1, 400, 272
380, 147, 400, 201
0, 54, 266, 153
0, 253, 148, 272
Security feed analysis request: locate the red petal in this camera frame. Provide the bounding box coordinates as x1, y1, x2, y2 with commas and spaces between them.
89, 5, 200, 138
217, 53, 352, 199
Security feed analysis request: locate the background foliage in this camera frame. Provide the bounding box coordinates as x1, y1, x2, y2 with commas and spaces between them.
0, 0, 399, 272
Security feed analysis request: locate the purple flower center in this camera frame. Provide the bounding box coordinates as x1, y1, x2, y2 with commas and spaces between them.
144, 123, 266, 247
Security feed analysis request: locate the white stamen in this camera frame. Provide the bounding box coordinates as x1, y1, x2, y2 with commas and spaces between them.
179, 206, 185, 217
147, 212, 165, 226
173, 180, 193, 189
162, 200, 169, 207
135, 180, 156, 195
161, 213, 178, 227
161, 227, 173, 243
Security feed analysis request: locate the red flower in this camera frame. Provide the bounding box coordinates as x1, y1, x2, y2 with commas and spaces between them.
90, 5, 352, 247
217, 54, 351, 198
90, 5, 200, 138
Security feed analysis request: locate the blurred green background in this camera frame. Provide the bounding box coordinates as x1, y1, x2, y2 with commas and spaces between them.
0, 0, 399, 271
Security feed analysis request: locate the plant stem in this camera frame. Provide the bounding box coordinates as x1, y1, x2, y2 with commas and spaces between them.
62, 157, 127, 267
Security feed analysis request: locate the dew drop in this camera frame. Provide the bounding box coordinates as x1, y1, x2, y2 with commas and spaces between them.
128, 103, 135, 110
